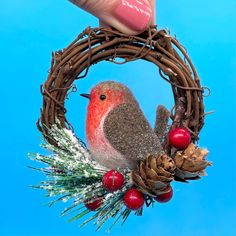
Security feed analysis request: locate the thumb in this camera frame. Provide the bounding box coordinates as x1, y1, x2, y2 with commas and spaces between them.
69, 0, 152, 35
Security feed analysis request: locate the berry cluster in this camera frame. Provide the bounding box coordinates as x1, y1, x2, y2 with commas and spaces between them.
85, 170, 173, 211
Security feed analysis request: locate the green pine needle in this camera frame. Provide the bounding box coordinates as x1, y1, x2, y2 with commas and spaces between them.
29, 120, 135, 230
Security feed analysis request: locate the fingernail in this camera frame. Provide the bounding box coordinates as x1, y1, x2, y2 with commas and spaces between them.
113, 0, 152, 32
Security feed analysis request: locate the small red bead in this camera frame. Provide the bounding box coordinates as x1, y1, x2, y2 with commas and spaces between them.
168, 127, 191, 149
155, 186, 173, 203
52, 166, 65, 174
102, 170, 124, 191
84, 197, 103, 211
123, 189, 145, 210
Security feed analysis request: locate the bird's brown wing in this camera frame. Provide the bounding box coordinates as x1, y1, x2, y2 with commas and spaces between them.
104, 103, 163, 167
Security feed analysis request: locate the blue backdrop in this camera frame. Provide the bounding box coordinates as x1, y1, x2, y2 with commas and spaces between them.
1, 1, 236, 235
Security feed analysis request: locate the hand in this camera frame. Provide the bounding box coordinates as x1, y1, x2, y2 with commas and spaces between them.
69, 0, 155, 35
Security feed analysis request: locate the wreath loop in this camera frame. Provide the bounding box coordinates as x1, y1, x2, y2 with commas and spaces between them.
31, 26, 211, 229
37, 26, 206, 143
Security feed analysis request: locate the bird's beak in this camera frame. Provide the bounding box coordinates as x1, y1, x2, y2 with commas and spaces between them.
80, 93, 91, 99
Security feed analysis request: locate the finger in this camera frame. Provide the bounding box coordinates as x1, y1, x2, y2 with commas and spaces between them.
69, 0, 152, 35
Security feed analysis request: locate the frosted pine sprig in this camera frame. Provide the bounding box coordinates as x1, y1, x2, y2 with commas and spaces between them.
28, 120, 134, 230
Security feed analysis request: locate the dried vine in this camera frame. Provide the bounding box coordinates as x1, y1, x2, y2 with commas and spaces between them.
37, 26, 206, 144
31, 26, 211, 228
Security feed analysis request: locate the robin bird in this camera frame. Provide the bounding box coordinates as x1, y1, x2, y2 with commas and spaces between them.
80, 81, 164, 169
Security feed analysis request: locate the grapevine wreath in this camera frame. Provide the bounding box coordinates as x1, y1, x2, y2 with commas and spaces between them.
30, 26, 212, 230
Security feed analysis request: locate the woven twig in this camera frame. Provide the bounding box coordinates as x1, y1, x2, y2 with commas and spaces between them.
37, 26, 206, 147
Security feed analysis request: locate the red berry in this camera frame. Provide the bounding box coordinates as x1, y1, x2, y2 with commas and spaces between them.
84, 197, 103, 211
155, 186, 173, 203
102, 170, 124, 191
168, 127, 191, 149
52, 166, 65, 174
123, 189, 145, 210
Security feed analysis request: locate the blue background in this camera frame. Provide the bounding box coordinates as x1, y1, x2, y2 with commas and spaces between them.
1, 0, 236, 235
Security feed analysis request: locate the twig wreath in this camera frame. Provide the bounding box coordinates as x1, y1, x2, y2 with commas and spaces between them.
30, 26, 211, 231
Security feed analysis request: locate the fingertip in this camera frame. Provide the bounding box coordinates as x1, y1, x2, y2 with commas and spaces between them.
99, 0, 152, 35
70, 0, 152, 35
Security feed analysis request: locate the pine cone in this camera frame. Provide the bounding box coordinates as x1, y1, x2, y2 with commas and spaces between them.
174, 143, 212, 181
131, 154, 176, 197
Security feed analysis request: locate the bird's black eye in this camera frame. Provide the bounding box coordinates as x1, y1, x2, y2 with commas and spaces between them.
100, 94, 106, 100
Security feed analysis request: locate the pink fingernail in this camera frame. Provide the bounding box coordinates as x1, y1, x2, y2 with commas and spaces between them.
114, 0, 152, 32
